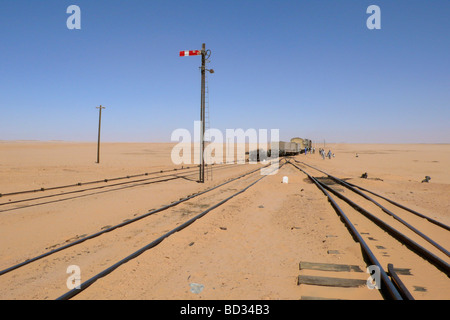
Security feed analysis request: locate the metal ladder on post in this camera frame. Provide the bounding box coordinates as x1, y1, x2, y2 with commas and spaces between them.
204, 66, 212, 181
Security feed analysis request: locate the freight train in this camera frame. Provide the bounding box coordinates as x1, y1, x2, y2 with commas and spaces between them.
248, 138, 312, 161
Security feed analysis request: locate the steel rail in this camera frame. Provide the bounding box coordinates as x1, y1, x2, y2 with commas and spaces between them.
0, 163, 248, 214
0, 175, 181, 211
288, 161, 403, 300
0, 162, 275, 277
0, 163, 234, 198
301, 167, 450, 276
295, 160, 450, 257
0, 164, 237, 208
295, 160, 450, 232
387, 264, 415, 300
56, 163, 283, 300
346, 181, 450, 231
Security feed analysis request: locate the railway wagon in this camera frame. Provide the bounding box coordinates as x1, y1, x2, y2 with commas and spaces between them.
248, 148, 270, 162
272, 141, 300, 156
290, 137, 306, 149
249, 140, 307, 161
291, 137, 312, 153
304, 139, 312, 149
249, 141, 299, 161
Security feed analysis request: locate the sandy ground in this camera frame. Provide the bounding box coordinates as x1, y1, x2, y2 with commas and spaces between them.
0, 141, 448, 300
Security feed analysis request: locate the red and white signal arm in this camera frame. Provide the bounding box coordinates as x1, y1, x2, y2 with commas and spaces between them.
179, 50, 202, 57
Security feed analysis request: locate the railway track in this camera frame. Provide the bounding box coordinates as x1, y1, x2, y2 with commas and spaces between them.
289, 159, 450, 300
0, 160, 283, 299
2, 156, 447, 300
0, 165, 200, 198
0, 163, 239, 213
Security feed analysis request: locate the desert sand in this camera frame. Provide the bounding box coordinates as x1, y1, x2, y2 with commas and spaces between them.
0, 141, 448, 300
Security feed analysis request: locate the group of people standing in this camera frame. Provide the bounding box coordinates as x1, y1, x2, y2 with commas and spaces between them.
303, 146, 334, 160
317, 148, 334, 160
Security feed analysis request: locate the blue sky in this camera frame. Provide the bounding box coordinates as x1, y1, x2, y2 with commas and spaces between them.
0, 0, 449, 143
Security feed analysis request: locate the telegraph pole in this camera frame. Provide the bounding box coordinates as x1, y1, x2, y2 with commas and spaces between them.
96, 105, 105, 164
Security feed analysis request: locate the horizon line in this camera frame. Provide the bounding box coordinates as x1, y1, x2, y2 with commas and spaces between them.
1, 139, 450, 145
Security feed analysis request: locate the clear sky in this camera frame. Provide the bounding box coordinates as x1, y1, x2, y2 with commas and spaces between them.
0, 0, 449, 143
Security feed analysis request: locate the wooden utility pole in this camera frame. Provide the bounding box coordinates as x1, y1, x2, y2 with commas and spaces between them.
96, 105, 105, 164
